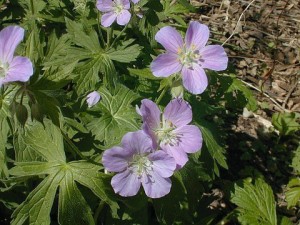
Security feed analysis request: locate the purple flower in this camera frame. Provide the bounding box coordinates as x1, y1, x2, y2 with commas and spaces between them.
96, 0, 131, 27
131, 0, 140, 4
0, 26, 33, 87
138, 99, 202, 168
86, 91, 101, 108
150, 21, 228, 94
102, 131, 176, 198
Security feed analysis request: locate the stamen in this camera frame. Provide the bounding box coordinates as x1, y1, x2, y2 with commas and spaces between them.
128, 154, 153, 177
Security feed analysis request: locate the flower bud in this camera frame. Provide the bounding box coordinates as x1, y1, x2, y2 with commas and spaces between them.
86, 91, 101, 108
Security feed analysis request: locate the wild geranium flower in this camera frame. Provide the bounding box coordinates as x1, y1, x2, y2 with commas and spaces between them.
86, 91, 101, 108
102, 131, 176, 198
96, 0, 131, 27
0, 26, 33, 87
150, 21, 228, 95
138, 99, 202, 168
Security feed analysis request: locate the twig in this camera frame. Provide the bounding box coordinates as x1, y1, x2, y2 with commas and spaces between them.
240, 79, 290, 112
222, 0, 257, 46
282, 79, 299, 109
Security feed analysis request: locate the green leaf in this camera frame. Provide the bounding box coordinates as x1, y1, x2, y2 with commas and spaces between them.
291, 145, 300, 175
226, 76, 258, 111
58, 169, 95, 225
278, 216, 293, 225
197, 121, 228, 172
153, 173, 188, 225
231, 179, 277, 225
74, 56, 102, 95
107, 44, 141, 63
9, 162, 63, 177
128, 68, 160, 80
285, 177, 300, 208
69, 161, 118, 210
10, 161, 117, 224
272, 112, 300, 136
16, 119, 66, 162
11, 172, 65, 225
65, 18, 101, 53
88, 85, 140, 148
0, 115, 9, 178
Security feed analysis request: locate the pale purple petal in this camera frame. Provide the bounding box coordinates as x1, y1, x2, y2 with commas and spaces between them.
118, 0, 130, 9
200, 45, 228, 71
163, 99, 192, 127
102, 146, 131, 172
3, 56, 33, 83
142, 123, 158, 149
162, 144, 189, 168
173, 125, 202, 153
155, 26, 183, 53
151, 53, 182, 77
148, 151, 176, 178
185, 21, 209, 50
96, 0, 114, 12
121, 131, 153, 155
142, 172, 172, 198
182, 64, 208, 94
111, 170, 141, 197
86, 91, 101, 108
116, 10, 131, 26
140, 99, 161, 131
0, 26, 24, 63
101, 12, 117, 27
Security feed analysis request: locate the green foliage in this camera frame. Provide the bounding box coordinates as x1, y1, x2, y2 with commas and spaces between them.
9, 120, 117, 225
197, 120, 228, 176
272, 112, 300, 136
231, 179, 277, 225
291, 145, 300, 175
88, 85, 140, 148
285, 177, 300, 209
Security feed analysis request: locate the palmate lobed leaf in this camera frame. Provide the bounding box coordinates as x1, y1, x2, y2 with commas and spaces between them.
9, 120, 117, 225
231, 179, 277, 225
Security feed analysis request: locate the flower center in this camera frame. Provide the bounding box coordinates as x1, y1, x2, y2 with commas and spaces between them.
114, 2, 124, 14
129, 154, 153, 177
154, 117, 181, 146
178, 45, 201, 68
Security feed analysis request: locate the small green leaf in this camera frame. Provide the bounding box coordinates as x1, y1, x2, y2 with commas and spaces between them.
272, 112, 300, 136
285, 177, 300, 208
291, 145, 300, 175
231, 179, 277, 225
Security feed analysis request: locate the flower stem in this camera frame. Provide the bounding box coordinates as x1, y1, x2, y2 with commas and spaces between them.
97, 12, 105, 48
109, 23, 129, 49
94, 201, 105, 224
30, 0, 35, 14
106, 27, 113, 48
156, 86, 168, 105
